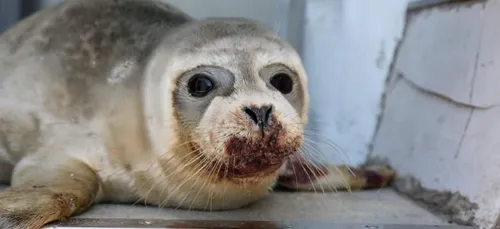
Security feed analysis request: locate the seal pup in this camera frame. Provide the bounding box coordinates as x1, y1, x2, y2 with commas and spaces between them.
0, 0, 395, 228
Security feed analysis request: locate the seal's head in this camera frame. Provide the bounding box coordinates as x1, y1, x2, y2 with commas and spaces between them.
142, 17, 308, 209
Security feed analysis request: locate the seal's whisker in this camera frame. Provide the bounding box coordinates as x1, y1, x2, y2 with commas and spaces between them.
232, 153, 236, 178
176, 163, 208, 211
187, 185, 204, 211
284, 127, 353, 177
298, 143, 347, 189
221, 161, 229, 209
187, 159, 221, 211
296, 147, 338, 194
300, 137, 347, 169
300, 141, 351, 191
278, 116, 349, 158
155, 149, 204, 185
157, 140, 197, 160
155, 151, 207, 208
141, 140, 197, 178
186, 165, 213, 211
160, 155, 212, 209
284, 129, 347, 168
288, 156, 300, 192
175, 161, 211, 211
159, 159, 208, 209
288, 154, 319, 194
207, 161, 222, 212
150, 151, 204, 188
303, 131, 351, 166
301, 130, 347, 157
293, 154, 318, 195
132, 141, 199, 206
302, 136, 355, 178
200, 159, 220, 212
296, 154, 342, 195
295, 148, 328, 194
281, 125, 348, 164
158, 163, 202, 209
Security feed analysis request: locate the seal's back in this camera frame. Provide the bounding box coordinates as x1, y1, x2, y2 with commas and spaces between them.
0, 0, 193, 121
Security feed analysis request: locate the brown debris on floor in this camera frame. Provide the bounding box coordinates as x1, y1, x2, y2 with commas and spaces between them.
394, 176, 479, 226
363, 156, 479, 226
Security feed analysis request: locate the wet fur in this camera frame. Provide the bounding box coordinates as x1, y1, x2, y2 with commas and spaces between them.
0, 0, 396, 228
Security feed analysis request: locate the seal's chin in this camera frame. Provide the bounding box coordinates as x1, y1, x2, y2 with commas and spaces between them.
190, 115, 303, 181
218, 155, 287, 178
216, 131, 301, 181
219, 136, 296, 178
189, 135, 300, 180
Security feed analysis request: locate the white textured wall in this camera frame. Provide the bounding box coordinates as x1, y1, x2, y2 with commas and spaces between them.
302, 0, 408, 165
371, 1, 499, 228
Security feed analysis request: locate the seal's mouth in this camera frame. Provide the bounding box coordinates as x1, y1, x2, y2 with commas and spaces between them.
189, 132, 301, 180
217, 154, 287, 178
187, 116, 303, 180
219, 136, 297, 178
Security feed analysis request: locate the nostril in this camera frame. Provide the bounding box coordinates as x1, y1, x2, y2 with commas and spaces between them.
242, 105, 274, 129
243, 107, 259, 125
263, 105, 273, 124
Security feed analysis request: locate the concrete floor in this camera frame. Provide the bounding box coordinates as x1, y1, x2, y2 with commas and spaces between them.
73, 190, 446, 224
0, 185, 453, 228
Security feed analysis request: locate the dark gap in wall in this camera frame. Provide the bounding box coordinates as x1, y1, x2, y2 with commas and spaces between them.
0, 1, 20, 34
20, 0, 41, 18
0, 0, 41, 34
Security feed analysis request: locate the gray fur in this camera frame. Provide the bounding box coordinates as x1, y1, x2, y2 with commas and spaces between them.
0, 0, 193, 122
0, 0, 304, 125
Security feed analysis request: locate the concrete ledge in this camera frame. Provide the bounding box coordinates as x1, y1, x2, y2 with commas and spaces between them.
69, 190, 446, 224
50, 219, 472, 229
0, 185, 450, 228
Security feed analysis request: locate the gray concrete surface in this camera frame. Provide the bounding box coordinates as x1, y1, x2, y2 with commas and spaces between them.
73, 190, 445, 224
50, 219, 469, 229
0, 185, 447, 225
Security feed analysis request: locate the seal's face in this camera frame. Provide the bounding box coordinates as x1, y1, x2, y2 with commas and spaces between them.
179, 63, 305, 180
157, 19, 308, 184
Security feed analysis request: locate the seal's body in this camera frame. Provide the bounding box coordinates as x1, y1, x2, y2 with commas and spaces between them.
0, 1, 395, 228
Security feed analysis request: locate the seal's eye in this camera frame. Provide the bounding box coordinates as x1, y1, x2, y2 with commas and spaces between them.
270, 73, 293, 94
188, 74, 214, 97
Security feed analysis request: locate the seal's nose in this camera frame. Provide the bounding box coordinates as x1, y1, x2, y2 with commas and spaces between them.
242, 104, 274, 129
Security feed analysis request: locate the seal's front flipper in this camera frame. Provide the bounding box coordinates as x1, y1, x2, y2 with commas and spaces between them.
0, 158, 99, 229
277, 157, 396, 192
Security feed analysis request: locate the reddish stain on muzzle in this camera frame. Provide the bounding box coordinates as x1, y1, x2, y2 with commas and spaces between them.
220, 121, 301, 178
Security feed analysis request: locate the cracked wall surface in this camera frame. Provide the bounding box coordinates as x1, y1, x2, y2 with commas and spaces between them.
370, 1, 500, 229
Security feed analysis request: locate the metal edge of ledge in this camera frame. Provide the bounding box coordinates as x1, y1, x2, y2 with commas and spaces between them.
407, 0, 485, 11
44, 218, 478, 229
